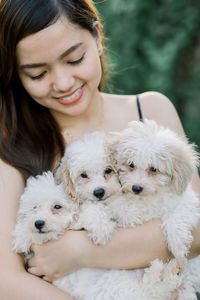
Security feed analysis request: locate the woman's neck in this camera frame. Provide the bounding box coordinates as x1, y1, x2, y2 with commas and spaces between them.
51, 90, 105, 143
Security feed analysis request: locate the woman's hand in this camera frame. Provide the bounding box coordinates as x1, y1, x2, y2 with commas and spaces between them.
28, 230, 90, 282
27, 226, 182, 299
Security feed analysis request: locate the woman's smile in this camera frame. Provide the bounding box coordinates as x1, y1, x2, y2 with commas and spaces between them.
55, 85, 84, 105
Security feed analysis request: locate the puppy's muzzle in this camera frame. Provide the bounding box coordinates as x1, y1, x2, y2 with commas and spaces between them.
93, 188, 105, 200
35, 219, 45, 232
132, 185, 143, 194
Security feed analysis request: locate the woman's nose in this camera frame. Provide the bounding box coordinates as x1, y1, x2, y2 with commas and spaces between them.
52, 68, 75, 93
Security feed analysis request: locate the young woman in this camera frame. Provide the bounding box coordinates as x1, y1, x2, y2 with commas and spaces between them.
0, 1, 199, 299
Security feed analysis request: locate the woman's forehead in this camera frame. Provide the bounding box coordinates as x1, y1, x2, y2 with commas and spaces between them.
16, 17, 88, 64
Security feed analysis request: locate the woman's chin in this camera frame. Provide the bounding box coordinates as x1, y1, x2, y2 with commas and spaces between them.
50, 97, 91, 119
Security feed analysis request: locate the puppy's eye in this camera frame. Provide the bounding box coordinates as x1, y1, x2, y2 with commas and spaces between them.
80, 172, 88, 179
149, 167, 158, 173
54, 205, 62, 210
33, 206, 37, 210
129, 163, 135, 169
104, 168, 113, 175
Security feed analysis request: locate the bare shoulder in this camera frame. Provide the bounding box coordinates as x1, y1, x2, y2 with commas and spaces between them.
102, 91, 185, 136
139, 91, 185, 136
102, 93, 140, 131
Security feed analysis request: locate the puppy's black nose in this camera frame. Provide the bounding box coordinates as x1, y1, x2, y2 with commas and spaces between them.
93, 188, 105, 200
132, 185, 143, 194
35, 220, 45, 230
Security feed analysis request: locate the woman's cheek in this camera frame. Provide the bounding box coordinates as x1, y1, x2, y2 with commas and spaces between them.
82, 51, 102, 85
23, 79, 50, 100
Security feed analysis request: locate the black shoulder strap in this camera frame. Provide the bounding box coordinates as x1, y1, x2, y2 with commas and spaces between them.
136, 94, 144, 122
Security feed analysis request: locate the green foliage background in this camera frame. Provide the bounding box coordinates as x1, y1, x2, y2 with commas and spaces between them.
94, 0, 200, 152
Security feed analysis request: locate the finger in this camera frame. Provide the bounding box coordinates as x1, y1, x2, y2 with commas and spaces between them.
28, 267, 54, 283
27, 257, 36, 268
42, 273, 60, 283
171, 290, 179, 300
28, 267, 43, 277
42, 276, 52, 283
30, 244, 37, 252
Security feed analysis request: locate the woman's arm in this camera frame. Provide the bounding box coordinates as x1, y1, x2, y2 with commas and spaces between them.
28, 174, 200, 282
28, 219, 171, 282
28, 91, 200, 283
0, 159, 74, 300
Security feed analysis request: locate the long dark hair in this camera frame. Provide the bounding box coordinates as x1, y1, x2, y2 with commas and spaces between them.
0, 0, 106, 179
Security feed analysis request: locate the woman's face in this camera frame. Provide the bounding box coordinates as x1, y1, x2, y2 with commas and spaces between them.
16, 16, 103, 119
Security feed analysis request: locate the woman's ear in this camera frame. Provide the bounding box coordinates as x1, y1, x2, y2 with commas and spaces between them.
94, 21, 103, 56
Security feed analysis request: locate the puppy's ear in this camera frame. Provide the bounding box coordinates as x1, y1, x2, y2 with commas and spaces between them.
172, 142, 199, 195
62, 169, 78, 202
54, 159, 78, 202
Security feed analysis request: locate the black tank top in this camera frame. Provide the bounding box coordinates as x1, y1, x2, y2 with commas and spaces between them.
136, 95, 144, 122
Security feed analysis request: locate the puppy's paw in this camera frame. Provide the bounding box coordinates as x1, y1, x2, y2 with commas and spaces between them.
166, 258, 185, 276
145, 259, 166, 281
144, 259, 182, 288
161, 259, 183, 291
12, 227, 31, 254
88, 220, 116, 245
78, 202, 116, 245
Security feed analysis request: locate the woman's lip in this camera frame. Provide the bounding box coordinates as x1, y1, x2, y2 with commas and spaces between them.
56, 86, 84, 105
56, 86, 82, 99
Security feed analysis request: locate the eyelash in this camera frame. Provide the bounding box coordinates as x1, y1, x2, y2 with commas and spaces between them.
30, 72, 46, 80
30, 54, 85, 80
68, 54, 85, 65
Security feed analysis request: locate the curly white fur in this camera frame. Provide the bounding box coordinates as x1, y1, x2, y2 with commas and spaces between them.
53, 131, 181, 299
12, 171, 77, 253
108, 119, 200, 300
55, 131, 119, 245
12, 170, 181, 300
13, 122, 195, 300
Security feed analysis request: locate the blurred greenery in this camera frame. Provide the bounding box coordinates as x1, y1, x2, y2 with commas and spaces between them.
94, 0, 200, 152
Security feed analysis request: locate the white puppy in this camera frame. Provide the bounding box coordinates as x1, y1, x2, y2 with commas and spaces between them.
108, 119, 200, 300
54, 131, 182, 300
12, 171, 77, 253
12, 170, 181, 300
55, 131, 119, 245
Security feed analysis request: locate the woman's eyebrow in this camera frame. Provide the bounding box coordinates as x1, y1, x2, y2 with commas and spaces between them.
20, 42, 83, 70
60, 42, 83, 59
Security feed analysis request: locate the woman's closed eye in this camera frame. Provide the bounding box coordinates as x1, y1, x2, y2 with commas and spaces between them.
68, 53, 85, 65
30, 71, 47, 80
29, 54, 85, 80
